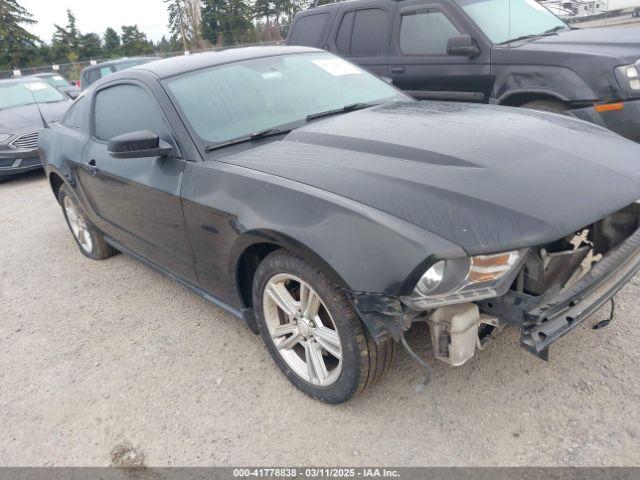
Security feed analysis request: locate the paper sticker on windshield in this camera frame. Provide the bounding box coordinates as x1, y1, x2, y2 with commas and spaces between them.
52, 75, 64, 81
25, 82, 47, 91
524, 0, 546, 10
262, 70, 283, 80
312, 59, 362, 77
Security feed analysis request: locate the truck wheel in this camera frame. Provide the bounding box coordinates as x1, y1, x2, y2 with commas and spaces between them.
58, 183, 117, 260
252, 250, 395, 404
521, 99, 568, 114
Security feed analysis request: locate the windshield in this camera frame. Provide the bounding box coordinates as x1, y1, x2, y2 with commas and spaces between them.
43, 75, 71, 88
0, 81, 66, 110
166, 52, 408, 145
454, 0, 567, 44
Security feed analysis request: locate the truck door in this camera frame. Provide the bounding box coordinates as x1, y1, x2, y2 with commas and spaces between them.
329, 6, 392, 79
387, 2, 492, 102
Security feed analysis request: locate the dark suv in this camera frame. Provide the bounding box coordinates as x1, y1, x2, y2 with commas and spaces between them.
286, 0, 640, 142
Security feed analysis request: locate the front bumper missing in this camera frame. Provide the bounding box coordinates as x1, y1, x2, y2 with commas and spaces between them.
569, 99, 640, 143
520, 226, 640, 359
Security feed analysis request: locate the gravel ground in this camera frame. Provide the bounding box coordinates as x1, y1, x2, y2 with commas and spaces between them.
1, 171, 640, 467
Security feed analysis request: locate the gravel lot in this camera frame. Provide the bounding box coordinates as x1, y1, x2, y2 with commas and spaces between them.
1, 171, 640, 467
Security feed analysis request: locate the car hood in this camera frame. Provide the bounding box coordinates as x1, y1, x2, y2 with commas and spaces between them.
0, 100, 71, 133
220, 102, 640, 255
511, 27, 640, 61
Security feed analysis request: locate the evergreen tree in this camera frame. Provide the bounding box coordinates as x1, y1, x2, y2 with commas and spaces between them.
202, 0, 254, 47
79, 32, 102, 61
0, 0, 39, 70
52, 9, 82, 63
121, 25, 153, 56
103, 27, 121, 57
165, 0, 206, 51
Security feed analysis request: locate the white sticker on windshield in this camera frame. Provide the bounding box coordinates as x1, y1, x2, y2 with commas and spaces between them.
312, 58, 362, 77
26, 82, 47, 91
52, 75, 64, 81
524, 0, 546, 10
262, 70, 283, 80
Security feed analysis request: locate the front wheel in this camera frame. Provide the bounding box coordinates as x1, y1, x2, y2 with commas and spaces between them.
252, 250, 394, 403
58, 183, 117, 260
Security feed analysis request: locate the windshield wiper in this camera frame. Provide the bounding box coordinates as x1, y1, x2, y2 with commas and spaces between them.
205, 127, 293, 152
306, 102, 373, 121
496, 25, 570, 46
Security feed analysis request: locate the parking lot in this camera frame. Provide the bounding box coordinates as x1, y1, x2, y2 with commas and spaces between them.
1, 171, 640, 467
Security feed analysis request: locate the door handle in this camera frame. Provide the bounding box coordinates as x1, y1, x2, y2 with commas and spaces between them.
391, 66, 406, 74
83, 159, 99, 176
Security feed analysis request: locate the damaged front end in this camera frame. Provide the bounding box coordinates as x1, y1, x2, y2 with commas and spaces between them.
353, 203, 640, 367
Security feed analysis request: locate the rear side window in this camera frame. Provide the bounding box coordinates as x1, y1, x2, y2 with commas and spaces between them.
336, 9, 389, 57
93, 84, 168, 141
399, 10, 460, 55
62, 96, 88, 128
289, 13, 330, 47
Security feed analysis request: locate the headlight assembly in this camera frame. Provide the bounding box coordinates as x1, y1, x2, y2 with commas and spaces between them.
402, 249, 528, 310
616, 61, 640, 92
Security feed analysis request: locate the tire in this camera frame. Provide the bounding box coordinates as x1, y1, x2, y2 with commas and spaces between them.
252, 250, 395, 404
521, 99, 568, 114
58, 183, 117, 260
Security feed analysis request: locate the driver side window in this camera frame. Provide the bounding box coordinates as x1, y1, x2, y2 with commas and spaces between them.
399, 9, 461, 55
94, 84, 169, 142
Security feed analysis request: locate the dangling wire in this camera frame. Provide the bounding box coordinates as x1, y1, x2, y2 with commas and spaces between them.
400, 332, 433, 387
593, 297, 615, 330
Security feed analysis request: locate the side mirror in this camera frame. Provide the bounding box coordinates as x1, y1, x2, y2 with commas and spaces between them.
108, 130, 173, 159
446, 35, 480, 58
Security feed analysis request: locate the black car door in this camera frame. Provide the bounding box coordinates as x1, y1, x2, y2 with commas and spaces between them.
328, 5, 393, 79
387, 2, 492, 102
75, 81, 196, 283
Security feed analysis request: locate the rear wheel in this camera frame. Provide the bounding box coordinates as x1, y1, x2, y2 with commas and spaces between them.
58, 183, 117, 260
521, 99, 568, 114
252, 250, 395, 403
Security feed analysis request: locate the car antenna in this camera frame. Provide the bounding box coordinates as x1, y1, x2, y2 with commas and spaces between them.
26, 82, 50, 129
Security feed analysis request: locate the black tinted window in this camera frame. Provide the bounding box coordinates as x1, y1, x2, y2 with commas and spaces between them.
400, 10, 460, 55
62, 95, 88, 128
289, 13, 330, 47
337, 9, 388, 57
94, 84, 167, 141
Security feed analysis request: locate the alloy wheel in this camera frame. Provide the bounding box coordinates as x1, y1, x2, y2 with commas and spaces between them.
64, 196, 93, 254
262, 273, 343, 387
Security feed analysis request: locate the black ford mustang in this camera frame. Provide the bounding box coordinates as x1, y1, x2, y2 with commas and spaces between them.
40, 46, 640, 403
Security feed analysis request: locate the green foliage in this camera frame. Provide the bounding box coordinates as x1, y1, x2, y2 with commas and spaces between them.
0, 0, 39, 69
121, 25, 154, 56
103, 27, 121, 57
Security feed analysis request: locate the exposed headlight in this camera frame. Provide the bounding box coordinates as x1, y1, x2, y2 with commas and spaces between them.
617, 62, 640, 91
0, 134, 11, 143
402, 250, 528, 310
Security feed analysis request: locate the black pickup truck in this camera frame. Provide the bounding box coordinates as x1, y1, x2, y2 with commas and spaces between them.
286, 0, 640, 142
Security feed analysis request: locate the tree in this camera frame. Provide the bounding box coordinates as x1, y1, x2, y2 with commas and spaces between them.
79, 32, 102, 60
103, 27, 121, 57
52, 9, 81, 63
121, 25, 153, 56
0, 0, 40, 70
165, 0, 206, 51
202, 0, 255, 47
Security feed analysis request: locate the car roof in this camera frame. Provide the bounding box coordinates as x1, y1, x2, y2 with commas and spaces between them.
134, 46, 323, 80
82, 56, 158, 73
0, 77, 49, 86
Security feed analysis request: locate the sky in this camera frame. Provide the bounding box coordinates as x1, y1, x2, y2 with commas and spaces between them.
20, 0, 170, 43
